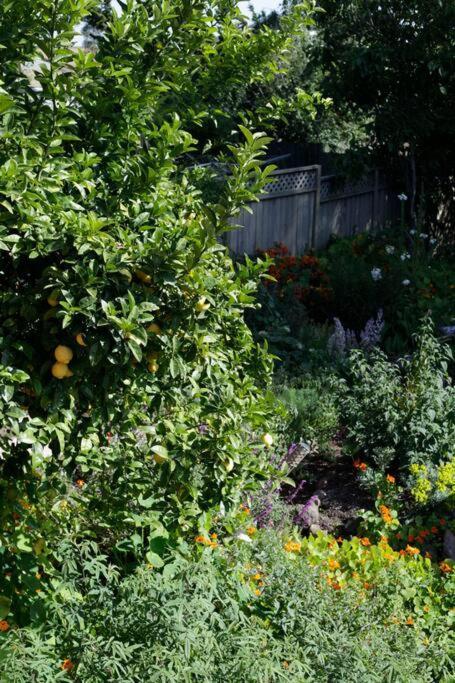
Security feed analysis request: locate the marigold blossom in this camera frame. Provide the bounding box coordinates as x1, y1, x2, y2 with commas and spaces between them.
0, 620, 9, 632
405, 545, 420, 556
439, 562, 452, 574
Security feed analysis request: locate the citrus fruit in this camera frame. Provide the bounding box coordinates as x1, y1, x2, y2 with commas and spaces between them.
75, 333, 87, 347
135, 269, 152, 284
54, 345, 73, 363
51, 362, 70, 379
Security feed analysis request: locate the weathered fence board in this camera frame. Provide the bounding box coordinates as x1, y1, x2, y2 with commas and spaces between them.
226, 165, 399, 254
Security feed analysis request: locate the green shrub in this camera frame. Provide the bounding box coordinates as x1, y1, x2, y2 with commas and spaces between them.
0, 0, 316, 624
277, 375, 339, 451
1, 533, 453, 683
338, 318, 455, 504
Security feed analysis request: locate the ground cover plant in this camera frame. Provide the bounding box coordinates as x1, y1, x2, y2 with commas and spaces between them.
0, 524, 454, 683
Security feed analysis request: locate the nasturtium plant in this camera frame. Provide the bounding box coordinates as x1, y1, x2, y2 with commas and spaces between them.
0, 0, 315, 623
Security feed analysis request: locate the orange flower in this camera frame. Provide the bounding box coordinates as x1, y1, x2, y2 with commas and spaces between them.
379, 504, 393, 525
439, 562, 453, 574
363, 582, 373, 590
405, 545, 420, 556
0, 620, 9, 632
252, 573, 262, 581
240, 504, 250, 515
423, 605, 430, 613
386, 474, 395, 484
431, 526, 438, 534
210, 533, 217, 539
328, 558, 340, 570
75, 479, 85, 488
254, 588, 261, 596
246, 526, 257, 536
360, 537, 371, 547
61, 659, 74, 672
399, 549, 406, 556
332, 582, 342, 590
353, 459, 367, 472
406, 616, 414, 626
336, 536, 343, 543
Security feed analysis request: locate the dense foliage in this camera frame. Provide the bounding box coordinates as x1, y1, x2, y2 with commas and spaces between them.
0, 0, 320, 625
250, 228, 455, 359
339, 319, 455, 506
1, 527, 453, 682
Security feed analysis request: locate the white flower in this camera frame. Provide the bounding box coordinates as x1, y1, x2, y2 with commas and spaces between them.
371, 267, 382, 281
402, 279, 411, 286
400, 252, 410, 261
235, 532, 252, 543
385, 245, 395, 255
398, 193, 408, 201
420, 233, 428, 239
430, 238, 437, 245
409, 230, 416, 236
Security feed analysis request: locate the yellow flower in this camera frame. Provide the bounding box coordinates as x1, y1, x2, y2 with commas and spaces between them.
284, 540, 301, 553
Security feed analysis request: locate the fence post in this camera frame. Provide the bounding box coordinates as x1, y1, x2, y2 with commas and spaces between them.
311, 165, 322, 249
373, 168, 380, 230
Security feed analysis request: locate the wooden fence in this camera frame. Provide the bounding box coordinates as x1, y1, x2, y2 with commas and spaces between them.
225, 165, 399, 254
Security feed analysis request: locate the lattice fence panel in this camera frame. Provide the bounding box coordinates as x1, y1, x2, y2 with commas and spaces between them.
320, 171, 375, 200
264, 168, 318, 195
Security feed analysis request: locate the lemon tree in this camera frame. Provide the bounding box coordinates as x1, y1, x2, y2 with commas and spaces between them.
0, 0, 314, 623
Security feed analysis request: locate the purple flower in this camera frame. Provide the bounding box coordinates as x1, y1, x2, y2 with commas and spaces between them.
197, 423, 208, 435
360, 309, 384, 351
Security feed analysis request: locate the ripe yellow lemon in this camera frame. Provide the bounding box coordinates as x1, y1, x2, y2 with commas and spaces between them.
147, 323, 161, 335
148, 361, 159, 373
195, 297, 210, 313
47, 295, 59, 307
135, 269, 152, 284
54, 345, 73, 364
51, 362, 70, 379
262, 433, 274, 448
75, 333, 87, 347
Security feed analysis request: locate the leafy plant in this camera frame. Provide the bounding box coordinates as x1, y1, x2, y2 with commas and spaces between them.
277, 375, 339, 451
1, 533, 453, 682
0, 0, 314, 624
338, 318, 455, 503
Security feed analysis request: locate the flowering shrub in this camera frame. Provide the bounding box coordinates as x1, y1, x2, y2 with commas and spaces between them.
258, 243, 333, 320
338, 318, 455, 505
